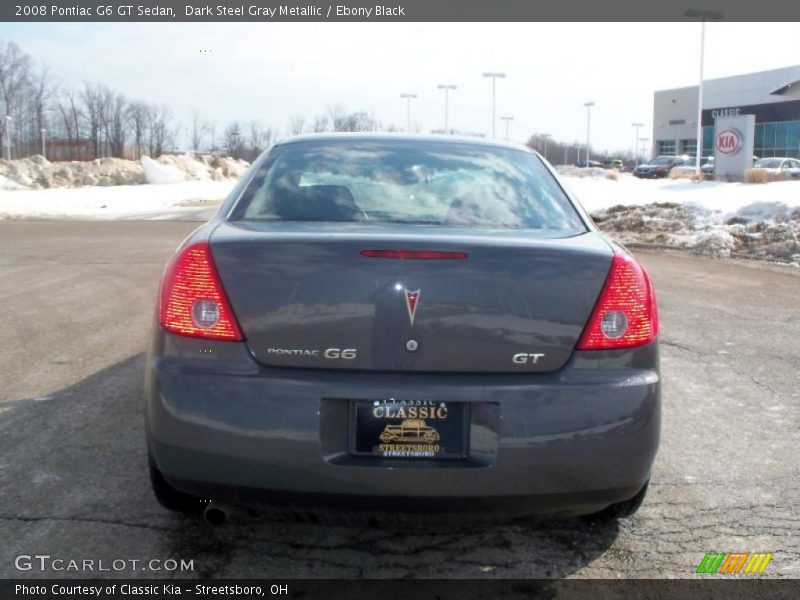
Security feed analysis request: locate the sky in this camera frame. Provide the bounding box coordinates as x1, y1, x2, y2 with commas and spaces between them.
2, 22, 799, 153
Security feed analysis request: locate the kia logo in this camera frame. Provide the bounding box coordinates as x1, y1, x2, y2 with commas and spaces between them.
715, 128, 743, 156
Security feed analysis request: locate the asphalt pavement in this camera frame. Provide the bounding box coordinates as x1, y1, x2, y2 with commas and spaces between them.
0, 220, 798, 579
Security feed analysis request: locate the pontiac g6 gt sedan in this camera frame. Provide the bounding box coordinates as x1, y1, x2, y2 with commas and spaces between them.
145, 134, 660, 524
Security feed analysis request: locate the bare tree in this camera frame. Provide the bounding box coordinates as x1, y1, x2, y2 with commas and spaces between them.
190, 112, 203, 153
339, 111, 377, 132
204, 119, 217, 153
223, 121, 242, 159
147, 104, 175, 157
310, 114, 329, 133
246, 120, 275, 161
81, 83, 106, 158
327, 104, 348, 132
287, 113, 305, 136
127, 101, 148, 159
55, 87, 84, 159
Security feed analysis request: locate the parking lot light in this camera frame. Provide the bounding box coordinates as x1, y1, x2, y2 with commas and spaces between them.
400, 93, 418, 134
482, 72, 506, 138
685, 8, 723, 175
584, 102, 595, 165
500, 116, 514, 140
632, 123, 644, 165
437, 84, 457, 133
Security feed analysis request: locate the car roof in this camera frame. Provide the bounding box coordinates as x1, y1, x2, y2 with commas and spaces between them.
274, 132, 534, 153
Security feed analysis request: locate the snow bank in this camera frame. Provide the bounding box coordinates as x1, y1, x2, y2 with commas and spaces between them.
555, 165, 618, 180
565, 174, 800, 263
0, 154, 249, 190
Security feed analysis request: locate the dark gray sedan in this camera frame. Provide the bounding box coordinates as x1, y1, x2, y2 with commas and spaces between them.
145, 134, 660, 524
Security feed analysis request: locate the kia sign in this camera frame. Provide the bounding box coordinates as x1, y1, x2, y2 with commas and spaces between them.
713, 115, 755, 181
715, 128, 743, 156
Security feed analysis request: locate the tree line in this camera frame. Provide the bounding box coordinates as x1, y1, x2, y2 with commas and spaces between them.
1, 38, 633, 165
0, 40, 398, 163
0, 40, 177, 161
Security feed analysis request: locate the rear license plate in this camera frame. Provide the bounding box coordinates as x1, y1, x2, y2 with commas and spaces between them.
350, 400, 469, 459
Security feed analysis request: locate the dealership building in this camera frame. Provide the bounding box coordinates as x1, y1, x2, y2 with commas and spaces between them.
652, 65, 800, 159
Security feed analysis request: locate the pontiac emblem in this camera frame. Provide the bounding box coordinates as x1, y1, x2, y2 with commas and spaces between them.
403, 288, 421, 326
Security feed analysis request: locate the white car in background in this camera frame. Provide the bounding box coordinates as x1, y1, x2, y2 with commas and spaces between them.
751, 157, 800, 178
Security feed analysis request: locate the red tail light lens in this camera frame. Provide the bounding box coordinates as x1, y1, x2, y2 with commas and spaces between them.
360, 249, 468, 260
577, 252, 658, 350
159, 241, 243, 341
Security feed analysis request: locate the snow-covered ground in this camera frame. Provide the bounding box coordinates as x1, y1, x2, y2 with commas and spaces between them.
0, 180, 234, 219
558, 171, 800, 263
0, 153, 247, 219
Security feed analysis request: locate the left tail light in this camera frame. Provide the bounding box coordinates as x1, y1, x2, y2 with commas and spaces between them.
159, 241, 244, 341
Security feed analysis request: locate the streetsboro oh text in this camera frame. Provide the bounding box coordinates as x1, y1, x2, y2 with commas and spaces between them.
186, 5, 407, 17
15, 584, 284, 596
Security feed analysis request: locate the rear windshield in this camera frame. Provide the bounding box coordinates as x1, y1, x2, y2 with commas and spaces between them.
230, 140, 586, 233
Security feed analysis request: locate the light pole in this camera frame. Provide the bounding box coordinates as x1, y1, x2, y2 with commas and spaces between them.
686, 8, 723, 175
631, 122, 643, 165
482, 72, 506, 138
500, 116, 514, 140
541, 134, 552, 161
437, 84, 457, 133
583, 102, 595, 166
639, 137, 650, 160
41, 128, 46, 159
400, 93, 417, 134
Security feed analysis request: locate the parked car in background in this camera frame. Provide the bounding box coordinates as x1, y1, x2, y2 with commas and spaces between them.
603, 159, 624, 171
669, 156, 714, 178
751, 157, 800, 178
577, 159, 604, 168
633, 155, 690, 179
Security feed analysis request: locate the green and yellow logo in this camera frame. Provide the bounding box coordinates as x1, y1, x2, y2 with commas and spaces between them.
696, 552, 773, 575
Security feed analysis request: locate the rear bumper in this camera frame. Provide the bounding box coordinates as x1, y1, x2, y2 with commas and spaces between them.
145, 331, 660, 517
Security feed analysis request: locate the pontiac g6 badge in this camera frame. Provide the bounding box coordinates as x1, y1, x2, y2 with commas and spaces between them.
403, 288, 421, 325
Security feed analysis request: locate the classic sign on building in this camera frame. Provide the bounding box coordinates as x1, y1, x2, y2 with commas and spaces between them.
713, 115, 755, 180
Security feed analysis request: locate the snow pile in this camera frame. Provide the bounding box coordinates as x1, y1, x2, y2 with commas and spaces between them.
555, 165, 618, 180
0, 154, 250, 190
141, 156, 185, 184
565, 174, 800, 263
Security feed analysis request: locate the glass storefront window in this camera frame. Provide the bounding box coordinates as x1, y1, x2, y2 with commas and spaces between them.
754, 121, 800, 159
762, 123, 776, 149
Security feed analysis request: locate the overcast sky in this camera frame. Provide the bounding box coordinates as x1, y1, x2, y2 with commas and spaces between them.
2, 22, 799, 153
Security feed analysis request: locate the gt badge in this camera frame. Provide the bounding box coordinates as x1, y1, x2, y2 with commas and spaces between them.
403, 288, 421, 326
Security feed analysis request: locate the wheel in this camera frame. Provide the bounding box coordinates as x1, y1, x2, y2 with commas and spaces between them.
148, 452, 201, 515
585, 479, 649, 521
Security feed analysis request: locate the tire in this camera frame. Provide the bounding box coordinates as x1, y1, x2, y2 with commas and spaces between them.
148, 452, 202, 515
585, 479, 649, 521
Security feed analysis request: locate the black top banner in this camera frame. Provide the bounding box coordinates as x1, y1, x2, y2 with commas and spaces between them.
3, 0, 799, 22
